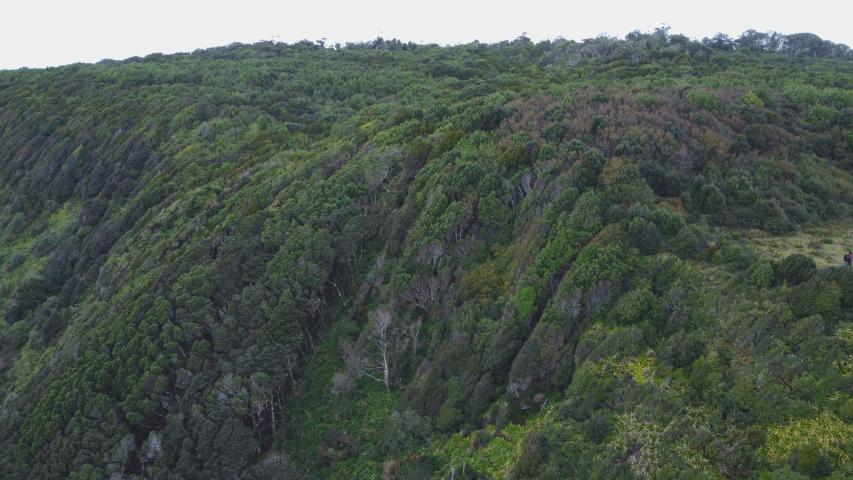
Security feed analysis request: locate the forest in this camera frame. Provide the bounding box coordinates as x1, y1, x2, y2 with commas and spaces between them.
0, 28, 852, 479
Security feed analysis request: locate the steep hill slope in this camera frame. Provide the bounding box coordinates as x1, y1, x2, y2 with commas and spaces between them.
0, 31, 852, 479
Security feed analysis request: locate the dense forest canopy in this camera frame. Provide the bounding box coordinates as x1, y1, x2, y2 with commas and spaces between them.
0, 28, 852, 479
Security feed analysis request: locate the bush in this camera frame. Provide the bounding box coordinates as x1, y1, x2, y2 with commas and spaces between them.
5, 273, 49, 323
608, 285, 662, 328
515, 286, 537, 321
4, 251, 27, 272
755, 199, 792, 234
686, 90, 721, 112
569, 147, 604, 188
699, 184, 726, 214
818, 267, 853, 308
669, 226, 706, 260
435, 400, 462, 432
649, 208, 686, 236
567, 191, 604, 232
788, 278, 841, 319
661, 330, 704, 368
380, 409, 433, 455
749, 258, 775, 288
477, 192, 510, 230
792, 442, 833, 477
807, 105, 838, 130
600, 158, 654, 206
778, 254, 817, 285
628, 217, 662, 255
743, 91, 765, 109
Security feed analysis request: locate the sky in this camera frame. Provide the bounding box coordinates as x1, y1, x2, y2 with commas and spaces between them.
2, 0, 852, 69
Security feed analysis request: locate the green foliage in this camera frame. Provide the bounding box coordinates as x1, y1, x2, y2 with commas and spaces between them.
778, 253, 817, 285
608, 285, 662, 327
699, 184, 726, 214
628, 217, 662, 254
515, 286, 537, 321
649, 208, 685, 236
749, 258, 775, 287
743, 90, 765, 109
600, 158, 654, 206
685, 89, 722, 112
0, 29, 851, 480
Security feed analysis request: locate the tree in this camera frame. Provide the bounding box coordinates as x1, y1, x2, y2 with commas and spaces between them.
362, 307, 396, 390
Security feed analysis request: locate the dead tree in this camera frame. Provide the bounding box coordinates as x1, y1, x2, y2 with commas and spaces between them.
407, 317, 423, 365
405, 276, 440, 311
362, 307, 395, 390
283, 350, 298, 386
416, 242, 445, 269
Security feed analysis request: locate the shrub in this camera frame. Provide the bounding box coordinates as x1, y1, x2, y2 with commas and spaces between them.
569, 147, 605, 188
567, 191, 604, 232
778, 254, 817, 285
608, 285, 662, 328
748, 258, 775, 288
792, 442, 833, 477
600, 158, 654, 206
435, 400, 462, 432
5, 273, 49, 323
669, 226, 706, 260
806, 105, 838, 130
813, 282, 842, 319
699, 184, 726, 214
4, 251, 27, 272
497, 133, 538, 174
380, 409, 433, 455
743, 91, 765, 109
686, 90, 721, 112
477, 192, 510, 229
515, 286, 537, 321
818, 267, 853, 308
649, 208, 685, 236
628, 217, 662, 255
755, 199, 792, 234
660, 330, 704, 368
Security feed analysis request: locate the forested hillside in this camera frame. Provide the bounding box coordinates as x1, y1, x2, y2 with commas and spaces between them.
0, 29, 852, 479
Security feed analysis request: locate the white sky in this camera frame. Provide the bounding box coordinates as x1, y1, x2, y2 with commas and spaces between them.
2, 0, 852, 69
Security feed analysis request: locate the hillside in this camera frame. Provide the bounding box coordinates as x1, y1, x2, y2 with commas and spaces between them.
0, 30, 852, 479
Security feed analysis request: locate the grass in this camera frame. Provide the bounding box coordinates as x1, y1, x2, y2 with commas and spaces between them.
0, 201, 79, 386
278, 319, 398, 479
748, 221, 853, 268
427, 415, 548, 479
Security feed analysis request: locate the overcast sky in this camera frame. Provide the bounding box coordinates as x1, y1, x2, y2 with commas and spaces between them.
2, 0, 851, 69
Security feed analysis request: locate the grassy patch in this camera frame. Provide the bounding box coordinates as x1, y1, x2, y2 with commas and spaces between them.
279, 320, 398, 479
427, 413, 549, 478
748, 221, 853, 267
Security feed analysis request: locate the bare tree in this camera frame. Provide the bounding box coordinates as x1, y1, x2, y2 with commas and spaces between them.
509, 170, 537, 209
559, 289, 583, 320
452, 235, 475, 259
444, 210, 474, 247
405, 276, 440, 311
249, 373, 274, 439
407, 317, 422, 365
416, 242, 444, 269
283, 350, 298, 386
362, 308, 395, 390
585, 280, 613, 313
331, 340, 362, 395
507, 376, 531, 398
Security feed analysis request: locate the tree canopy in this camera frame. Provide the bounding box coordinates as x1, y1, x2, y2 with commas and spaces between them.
0, 29, 852, 479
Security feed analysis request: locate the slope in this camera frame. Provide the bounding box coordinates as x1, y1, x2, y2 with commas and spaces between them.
0, 31, 852, 479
